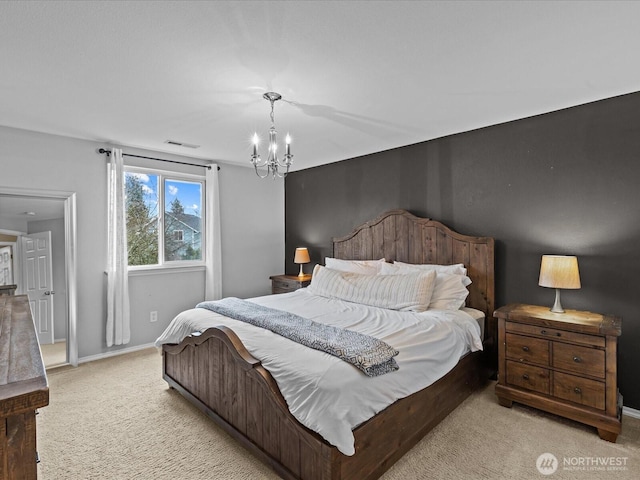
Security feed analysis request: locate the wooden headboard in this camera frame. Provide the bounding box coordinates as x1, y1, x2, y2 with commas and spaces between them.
332, 209, 495, 322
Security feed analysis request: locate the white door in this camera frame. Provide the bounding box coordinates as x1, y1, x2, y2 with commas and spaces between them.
22, 231, 55, 345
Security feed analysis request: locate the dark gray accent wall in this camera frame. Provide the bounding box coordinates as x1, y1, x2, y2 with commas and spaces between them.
285, 91, 640, 410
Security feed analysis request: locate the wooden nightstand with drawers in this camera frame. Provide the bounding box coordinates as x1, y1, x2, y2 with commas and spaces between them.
494, 303, 622, 442
269, 274, 312, 294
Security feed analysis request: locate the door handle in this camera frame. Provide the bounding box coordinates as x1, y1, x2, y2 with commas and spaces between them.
44, 291, 55, 295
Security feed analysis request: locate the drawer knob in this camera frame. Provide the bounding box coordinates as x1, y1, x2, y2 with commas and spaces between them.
573, 356, 582, 363
574, 387, 582, 394
522, 346, 530, 352
522, 374, 530, 380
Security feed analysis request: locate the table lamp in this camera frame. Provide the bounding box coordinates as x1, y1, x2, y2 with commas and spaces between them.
294, 247, 310, 277
538, 255, 581, 313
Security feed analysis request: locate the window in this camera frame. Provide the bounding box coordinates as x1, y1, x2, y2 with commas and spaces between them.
124, 168, 204, 268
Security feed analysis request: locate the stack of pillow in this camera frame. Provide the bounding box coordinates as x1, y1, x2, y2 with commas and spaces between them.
307, 258, 471, 312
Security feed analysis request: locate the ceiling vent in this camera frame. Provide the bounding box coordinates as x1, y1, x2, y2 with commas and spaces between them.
164, 140, 200, 149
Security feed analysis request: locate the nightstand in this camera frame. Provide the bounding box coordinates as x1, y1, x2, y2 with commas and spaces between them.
269, 274, 312, 294
494, 303, 622, 442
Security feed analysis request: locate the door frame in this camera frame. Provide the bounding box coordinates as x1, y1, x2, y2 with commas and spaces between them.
0, 186, 78, 366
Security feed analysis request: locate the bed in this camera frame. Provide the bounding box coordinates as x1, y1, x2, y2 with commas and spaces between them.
160, 209, 495, 480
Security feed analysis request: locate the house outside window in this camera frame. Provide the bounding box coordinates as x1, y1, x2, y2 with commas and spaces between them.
124, 168, 204, 268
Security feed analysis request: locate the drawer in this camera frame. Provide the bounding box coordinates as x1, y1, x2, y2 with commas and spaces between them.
506, 360, 550, 395
553, 371, 605, 410
271, 279, 301, 294
506, 321, 605, 348
272, 286, 292, 294
272, 278, 297, 290
506, 333, 549, 366
552, 343, 605, 379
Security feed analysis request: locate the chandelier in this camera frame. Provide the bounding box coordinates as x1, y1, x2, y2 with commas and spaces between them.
251, 92, 293, 178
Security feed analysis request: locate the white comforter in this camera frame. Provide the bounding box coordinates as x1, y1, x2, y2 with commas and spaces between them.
155, 288, 483, 456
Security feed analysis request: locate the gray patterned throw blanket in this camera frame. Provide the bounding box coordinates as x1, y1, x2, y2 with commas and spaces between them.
196, 297, 399, 377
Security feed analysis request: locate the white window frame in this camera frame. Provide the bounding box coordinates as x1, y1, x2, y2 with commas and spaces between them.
124, 166, 206, 273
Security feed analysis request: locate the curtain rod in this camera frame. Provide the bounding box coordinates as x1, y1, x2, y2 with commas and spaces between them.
98, 148, 219, 171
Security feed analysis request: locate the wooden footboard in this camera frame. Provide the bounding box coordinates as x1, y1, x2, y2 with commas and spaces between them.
163, 326, 489, 480
164, 326, 335, 480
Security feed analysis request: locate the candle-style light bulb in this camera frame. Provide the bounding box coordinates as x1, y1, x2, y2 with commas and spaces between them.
252, 133, 259, 156
285, 133, 291, 155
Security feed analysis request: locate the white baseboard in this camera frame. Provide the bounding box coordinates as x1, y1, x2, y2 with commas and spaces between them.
623, 406, 640, 419
78, 342, 157, 364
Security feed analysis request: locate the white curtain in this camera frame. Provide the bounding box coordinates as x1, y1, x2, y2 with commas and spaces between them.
106, 148, 131, 346
205, 164, 222, 300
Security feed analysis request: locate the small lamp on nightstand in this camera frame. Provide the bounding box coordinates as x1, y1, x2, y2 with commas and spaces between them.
538, 255, 581, 313
294, 247, 310, 277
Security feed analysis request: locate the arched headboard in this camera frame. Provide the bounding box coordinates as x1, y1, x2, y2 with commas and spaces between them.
332, 209, 495, 323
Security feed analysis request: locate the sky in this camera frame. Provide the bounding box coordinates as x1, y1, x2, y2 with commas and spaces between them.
165, 179, 202, 216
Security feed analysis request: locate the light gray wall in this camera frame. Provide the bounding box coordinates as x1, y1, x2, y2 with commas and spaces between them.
28, 217, 67, 341
0, 217, 27, 232
219, 164, 286, 299
0, 125, 284, 359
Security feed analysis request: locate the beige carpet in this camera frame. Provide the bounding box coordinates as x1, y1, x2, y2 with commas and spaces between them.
38, 348, 639, 479
40, 340, 67, 368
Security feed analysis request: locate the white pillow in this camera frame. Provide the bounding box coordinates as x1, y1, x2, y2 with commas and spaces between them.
379, 262, 471, 310
308, 265, 437, 312
324, 257, 386, 275
429, 273, 471, 310
393, 261, 467, 276
379, 262, 404, 275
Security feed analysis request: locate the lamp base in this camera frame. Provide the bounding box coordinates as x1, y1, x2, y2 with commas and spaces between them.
298, 264, 305, 277
550, 288, 565, 313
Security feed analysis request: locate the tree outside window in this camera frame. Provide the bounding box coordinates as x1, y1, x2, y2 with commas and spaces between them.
125, 172, 159, 266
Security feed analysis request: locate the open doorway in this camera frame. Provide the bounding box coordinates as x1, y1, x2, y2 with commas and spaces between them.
0, 187, 78, 367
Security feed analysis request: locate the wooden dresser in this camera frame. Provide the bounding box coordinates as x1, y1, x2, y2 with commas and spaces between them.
0, 286, 17, 297
269, 274, 312, 294
495, 303, 622, 442
1, 295, 49, 479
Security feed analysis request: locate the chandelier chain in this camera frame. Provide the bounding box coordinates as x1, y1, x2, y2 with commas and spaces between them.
270, 100, 275, 126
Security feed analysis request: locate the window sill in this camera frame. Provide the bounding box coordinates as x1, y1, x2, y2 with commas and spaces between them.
127, 264, 206, 277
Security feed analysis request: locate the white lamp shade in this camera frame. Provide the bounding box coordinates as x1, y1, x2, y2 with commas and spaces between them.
538, 255, 581, 289
294, 247, 310, 264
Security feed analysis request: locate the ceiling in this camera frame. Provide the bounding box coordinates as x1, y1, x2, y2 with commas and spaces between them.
1, 1, 639, 172
0, 195, 65, 225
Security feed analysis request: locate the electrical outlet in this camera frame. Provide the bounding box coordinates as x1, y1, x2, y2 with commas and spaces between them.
150, 311, 158, 323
